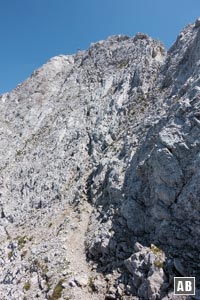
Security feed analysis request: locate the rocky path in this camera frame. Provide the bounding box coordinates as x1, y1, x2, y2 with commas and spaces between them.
0, 199, 107, 300
63, 201, 105, 300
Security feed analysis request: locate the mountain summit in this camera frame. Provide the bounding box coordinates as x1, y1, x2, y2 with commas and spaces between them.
0, 19, 200, 300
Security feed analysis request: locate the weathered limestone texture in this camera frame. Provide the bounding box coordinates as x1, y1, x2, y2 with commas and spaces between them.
0, 19, 199, 300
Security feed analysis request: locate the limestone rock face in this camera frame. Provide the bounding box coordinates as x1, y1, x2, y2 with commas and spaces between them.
0, 20, 199, 300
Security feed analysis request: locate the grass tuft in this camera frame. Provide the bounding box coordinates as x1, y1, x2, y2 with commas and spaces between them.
23, 281, 31, 291
50, 279, 65, 300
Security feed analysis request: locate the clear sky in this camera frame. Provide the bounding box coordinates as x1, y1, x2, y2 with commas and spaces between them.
0, 0, 200, 94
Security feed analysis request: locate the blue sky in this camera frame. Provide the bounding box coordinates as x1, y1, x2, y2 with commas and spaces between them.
0, 0, 200, 94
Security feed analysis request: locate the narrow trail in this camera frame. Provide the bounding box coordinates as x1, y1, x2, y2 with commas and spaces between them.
64, 201, 106, 300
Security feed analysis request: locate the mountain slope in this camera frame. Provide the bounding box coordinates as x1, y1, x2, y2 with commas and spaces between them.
0, 19, 199, 300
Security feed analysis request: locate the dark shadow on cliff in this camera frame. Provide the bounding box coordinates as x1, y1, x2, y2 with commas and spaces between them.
85, 124, 200, 298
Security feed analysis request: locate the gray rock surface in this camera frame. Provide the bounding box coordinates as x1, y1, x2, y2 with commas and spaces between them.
0, 19, 199, 300
125, 243, 166, 300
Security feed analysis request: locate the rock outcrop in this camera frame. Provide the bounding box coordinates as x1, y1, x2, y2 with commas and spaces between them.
0, 20, 199, 300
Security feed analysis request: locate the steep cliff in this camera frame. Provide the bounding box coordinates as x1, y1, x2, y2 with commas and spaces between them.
0, 19, 199, 300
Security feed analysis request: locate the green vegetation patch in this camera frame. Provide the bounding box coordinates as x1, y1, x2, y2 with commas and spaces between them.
50, 279, 65, 300
88, 276, 95, 292
154, 260, 164, 268
17, 236, 27, 250
23, 281, 31, 291
150, 244, 163, 255
8, 251, 14, 260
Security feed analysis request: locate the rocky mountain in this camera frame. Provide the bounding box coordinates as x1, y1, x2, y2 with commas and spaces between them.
0, 18, 200, 300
